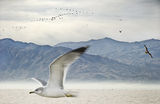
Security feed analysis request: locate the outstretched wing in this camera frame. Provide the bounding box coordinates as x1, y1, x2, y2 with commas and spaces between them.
148, 52, 153, 58
144, 45, 148, 51
47, 46, 89, 89
31, 78, 47, 86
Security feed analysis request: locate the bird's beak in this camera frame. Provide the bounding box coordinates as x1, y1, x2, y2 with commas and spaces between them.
29, 91, 35, 94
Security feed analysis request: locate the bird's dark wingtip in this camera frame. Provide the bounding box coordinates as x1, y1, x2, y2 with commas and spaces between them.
72, 45, 90, 54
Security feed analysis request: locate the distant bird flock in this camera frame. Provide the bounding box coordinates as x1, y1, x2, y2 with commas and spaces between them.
0, 7, 94, 34
31, 8, 94, 22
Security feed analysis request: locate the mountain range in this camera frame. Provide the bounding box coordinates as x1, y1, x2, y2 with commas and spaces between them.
0, 38, 160, 82
56, 37, 160, 66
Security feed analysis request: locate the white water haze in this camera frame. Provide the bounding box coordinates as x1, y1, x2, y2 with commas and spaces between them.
1, 81, 160, 90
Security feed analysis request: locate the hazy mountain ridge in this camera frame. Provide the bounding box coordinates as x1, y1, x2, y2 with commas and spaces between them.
0, 38, 70, 80
55, 37, 160, 66
0, 38, 160, 81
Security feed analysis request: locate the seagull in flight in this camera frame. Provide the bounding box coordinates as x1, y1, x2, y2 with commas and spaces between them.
29, 46, 89, 98
144, 45, 153, 58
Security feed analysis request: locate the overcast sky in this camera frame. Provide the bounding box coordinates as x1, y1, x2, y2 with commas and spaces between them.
0, 0, 160, 45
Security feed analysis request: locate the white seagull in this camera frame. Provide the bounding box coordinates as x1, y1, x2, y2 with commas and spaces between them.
29, 46, 89, 98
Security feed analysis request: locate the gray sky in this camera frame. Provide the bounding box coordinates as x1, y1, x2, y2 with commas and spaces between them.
0, 0, 160, 45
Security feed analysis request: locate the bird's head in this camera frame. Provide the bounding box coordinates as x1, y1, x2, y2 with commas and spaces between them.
29, 87, 43, 95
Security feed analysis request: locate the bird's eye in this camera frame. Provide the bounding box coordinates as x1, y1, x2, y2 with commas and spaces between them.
35, 89, 38, 91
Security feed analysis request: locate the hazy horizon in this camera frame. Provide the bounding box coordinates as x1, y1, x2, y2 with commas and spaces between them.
1, 81, 160, 90
0, 36, 159, 46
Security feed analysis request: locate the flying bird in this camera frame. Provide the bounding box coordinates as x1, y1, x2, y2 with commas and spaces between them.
51, 17, 56, 21
29, 46, 89, 98
144, 45, 153, 58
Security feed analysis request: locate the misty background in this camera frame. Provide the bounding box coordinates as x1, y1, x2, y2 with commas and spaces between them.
0, 0, 159, 45
0, 0, 160, 83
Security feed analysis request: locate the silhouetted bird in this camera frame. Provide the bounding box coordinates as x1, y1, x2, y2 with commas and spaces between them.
144, 45, 153, 58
